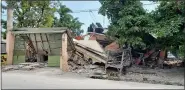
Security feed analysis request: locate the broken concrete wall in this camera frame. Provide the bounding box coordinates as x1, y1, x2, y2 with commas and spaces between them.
13, 36, 26, 64
13, 55, 25, 65
47, 56, 60, 67
105, 41, 120, 52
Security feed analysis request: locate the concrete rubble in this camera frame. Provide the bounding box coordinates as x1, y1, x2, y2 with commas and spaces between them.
2, 35, 184, 87
121, 66, 184, 86
2, 63, 45, 72
68, 59, 184, 86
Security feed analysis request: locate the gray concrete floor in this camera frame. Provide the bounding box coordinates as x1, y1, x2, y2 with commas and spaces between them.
2, 68, 184, 89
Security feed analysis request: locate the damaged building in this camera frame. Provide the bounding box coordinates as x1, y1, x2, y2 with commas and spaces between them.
8, 28, 76, 71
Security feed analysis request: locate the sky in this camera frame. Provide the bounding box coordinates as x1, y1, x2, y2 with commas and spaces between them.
1, 1, 159, 34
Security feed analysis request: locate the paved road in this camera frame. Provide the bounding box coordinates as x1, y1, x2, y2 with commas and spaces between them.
2, 72, 184, 89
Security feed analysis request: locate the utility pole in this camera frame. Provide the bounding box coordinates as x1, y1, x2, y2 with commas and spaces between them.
6, 3, 15, 65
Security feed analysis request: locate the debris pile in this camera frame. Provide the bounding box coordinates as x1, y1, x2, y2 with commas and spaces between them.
121, 66, 184, 86
2, 63, 45, 72
164, 59, 184, 68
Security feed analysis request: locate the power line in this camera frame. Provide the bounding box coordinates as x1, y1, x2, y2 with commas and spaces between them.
89, 10, 97, 22
143, 2, 159, 5
2, 3, 158, 15
103, 16, 105, 27
71, 9, 98, 13
89, 11, 96, 23
70, 3, 158, 13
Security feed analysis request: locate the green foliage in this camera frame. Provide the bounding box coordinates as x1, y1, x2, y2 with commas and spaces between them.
12, 0, 57, 28
53, 4, 84, 36
152, 1, 184, 37
99, 0, 185, 58
3, 1, 83, 36
99, 0, 154, 47
2, 31, 7, 39
1, 19, 7, 29
152, 1, 185, 57
1, 19, 7, 39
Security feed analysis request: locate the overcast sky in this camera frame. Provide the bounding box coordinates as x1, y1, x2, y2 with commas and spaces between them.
1, 1, 159, 34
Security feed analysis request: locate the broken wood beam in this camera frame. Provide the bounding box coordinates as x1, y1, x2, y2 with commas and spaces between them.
45, 34, 51, 54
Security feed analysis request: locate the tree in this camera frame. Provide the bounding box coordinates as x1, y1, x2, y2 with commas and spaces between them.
53, 4, 84, 36
13, 0, 57, 28
1, 0, 17, 39
151, 1, 185, 58
2, 1, 59, 28
2, 1, 58, 39
99, 0, 154, 48
2, 1, 84, 36
99, 0, 185, 59
1, 19, 7, 39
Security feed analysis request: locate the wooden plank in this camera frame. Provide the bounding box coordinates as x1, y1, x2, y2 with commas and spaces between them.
30, 34, 37, 52
54, 33, 62, 40
34, 34, 40, 62
31, 40, 48, 42
66, 30, 76, 51
13, 50, 26, 55
27, 34, 37, 54
50, 43, 62, 49
60, 33, 69, 72
50, 49, 60, 55
43, 42, 49, 50
34, 34, 38, 52
45, 34, 51, 54
48, 34, 55, 41
40, 33, 45, 52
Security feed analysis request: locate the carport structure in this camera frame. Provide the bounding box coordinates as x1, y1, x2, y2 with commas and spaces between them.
8, 27, 75, 71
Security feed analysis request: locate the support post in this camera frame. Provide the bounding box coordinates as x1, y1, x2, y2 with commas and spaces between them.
6, 8, 14, 65
60, 33, 69, 72
158, 49, 166, 68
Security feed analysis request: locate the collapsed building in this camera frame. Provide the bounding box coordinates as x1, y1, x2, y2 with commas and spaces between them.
74, 23, 184, 69
4, 25, 183, 75
6, 27, 76, 71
